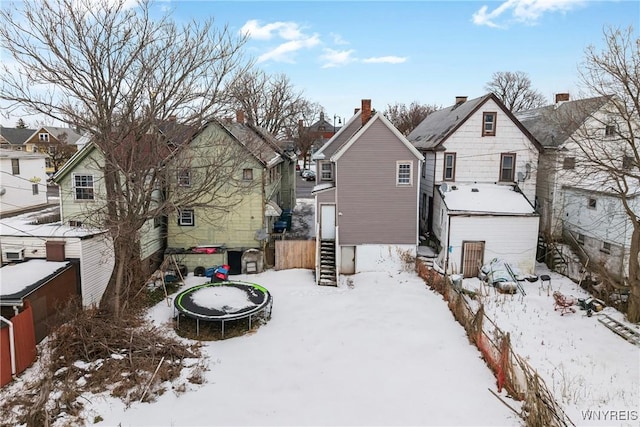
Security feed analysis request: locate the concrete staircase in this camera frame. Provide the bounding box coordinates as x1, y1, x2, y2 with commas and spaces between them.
318, 239, 337, 286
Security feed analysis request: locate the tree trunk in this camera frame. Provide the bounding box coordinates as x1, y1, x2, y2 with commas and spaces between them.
626, 224, 640, 323
100, 233, 143, 317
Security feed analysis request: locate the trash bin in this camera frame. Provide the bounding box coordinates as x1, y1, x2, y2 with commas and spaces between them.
280, 209, 292, 231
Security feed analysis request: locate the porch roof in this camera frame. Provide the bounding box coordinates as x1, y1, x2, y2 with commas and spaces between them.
440, 183, 536, 215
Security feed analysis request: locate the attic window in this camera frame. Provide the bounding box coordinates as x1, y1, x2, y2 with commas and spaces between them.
39, 133, 49, 142
563, 157, 576, 170
622, 156, 634, 170
482, 112, 496, 136
605, 125, 616, 137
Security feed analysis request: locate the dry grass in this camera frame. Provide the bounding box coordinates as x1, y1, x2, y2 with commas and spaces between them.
0, 300, 202, 427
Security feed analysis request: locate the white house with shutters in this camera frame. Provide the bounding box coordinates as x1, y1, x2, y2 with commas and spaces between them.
408, 94, 541, 276
0, 148, 48, 216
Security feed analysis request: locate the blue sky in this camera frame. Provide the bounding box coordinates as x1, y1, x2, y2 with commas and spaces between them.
1, 0, 638, 126
157, 0, 639, 121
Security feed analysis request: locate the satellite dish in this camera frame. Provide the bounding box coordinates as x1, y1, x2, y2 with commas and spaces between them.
517, 172, 525, 182
0, 187, 5, 196
439, 183, 449, 193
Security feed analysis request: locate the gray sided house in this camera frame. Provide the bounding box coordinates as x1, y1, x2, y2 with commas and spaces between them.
408, 94, 541, 276
312, 99, 423, 284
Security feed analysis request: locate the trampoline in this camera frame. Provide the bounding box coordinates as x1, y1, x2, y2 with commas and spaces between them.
174, 281, 273, 338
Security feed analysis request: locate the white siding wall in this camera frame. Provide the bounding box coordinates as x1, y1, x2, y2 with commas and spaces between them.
79, 234, 115, 308
433, 99, 539, 204
0, 236, 82, 260
350, 244, 416, 273
0, 155, 48, 213
448, 215, 540, 274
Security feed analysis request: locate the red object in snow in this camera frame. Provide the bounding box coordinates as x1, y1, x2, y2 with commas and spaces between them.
192, 246, 218, 254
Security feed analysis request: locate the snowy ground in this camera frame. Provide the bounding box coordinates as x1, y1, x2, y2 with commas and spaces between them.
463, 264, 639, 426
74, 268, 520, 426
2, 199, 638, 426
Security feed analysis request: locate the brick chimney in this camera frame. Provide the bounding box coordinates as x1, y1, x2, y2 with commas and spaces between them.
555, 93, 570, 103
361, 99, 372, 126
455, 96, 467, 104
236, 110, 245, 123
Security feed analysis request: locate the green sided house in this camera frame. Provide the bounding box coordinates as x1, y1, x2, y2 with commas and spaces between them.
166, 112, 297, 275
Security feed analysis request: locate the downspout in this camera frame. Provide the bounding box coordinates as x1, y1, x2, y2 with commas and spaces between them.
444, 213, 452, 284
0, 315, 17, 378
262, 168, 267, 265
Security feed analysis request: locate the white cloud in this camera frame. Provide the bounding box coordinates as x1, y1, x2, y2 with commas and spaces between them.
330, 32, 349, 45
472, 0, 586, 28
257, 35, 321, 63
362, 56, 407, 64
320, 48, 356, 68
240, 19, 305, 41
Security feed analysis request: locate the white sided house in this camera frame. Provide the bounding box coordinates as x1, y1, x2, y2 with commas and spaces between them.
562, 185, 639, 283
0, 148, 48, 216
312, 99, 423, 284
0, 210, 114, 308
408, 94, 542, 276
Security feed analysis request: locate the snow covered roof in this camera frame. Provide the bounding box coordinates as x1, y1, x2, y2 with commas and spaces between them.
441, 183, 536, 215
0, 206, 106, 238
0, 260, 72, 304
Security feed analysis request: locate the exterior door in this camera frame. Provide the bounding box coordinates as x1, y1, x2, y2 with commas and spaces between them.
462, 241, 485, 278
340, 246, 355, 274
320, 205, 336, 239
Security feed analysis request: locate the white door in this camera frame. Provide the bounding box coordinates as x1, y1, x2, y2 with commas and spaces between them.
321, 204, 336, 239
340, 246, 355, 274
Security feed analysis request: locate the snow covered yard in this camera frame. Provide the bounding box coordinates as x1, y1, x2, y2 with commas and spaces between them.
73, 268, 519, 426
464, 264, 640, 426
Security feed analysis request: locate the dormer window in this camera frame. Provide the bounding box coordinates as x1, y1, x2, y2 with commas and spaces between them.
482, 112, 496, 136
39, 132, 49, 142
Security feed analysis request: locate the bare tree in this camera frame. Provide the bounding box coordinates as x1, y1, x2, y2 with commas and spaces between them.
0, 0, 251, 317
290, 103, 325, 170
383, 101, 439, 136
38, 132, 77, 173
570, 26, 640, 322
485, 71, 547, 112
223, 69, 312, 137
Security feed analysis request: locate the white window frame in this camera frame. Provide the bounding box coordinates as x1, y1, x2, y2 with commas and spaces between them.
72, 173, 94, 200
242, 168, 253, 181
443, 153, 456, 181
482, 112, 497, 136
321, 162, 333, 181
396, 161, 412, 186
178, 209, 195, 226
177, 169, 191, 187
39, 133, 49, 142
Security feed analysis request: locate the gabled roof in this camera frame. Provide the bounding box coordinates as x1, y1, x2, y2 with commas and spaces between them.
214, 120, 283, 167
330, 112, 423, 162
26, 126, 84, 145
312, 112, 364, 160
515, 95, 611, 148
407, 93, 541, 152
0, 126, 35, 146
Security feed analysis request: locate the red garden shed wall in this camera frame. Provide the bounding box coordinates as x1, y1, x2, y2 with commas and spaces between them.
1, 301, 37, 387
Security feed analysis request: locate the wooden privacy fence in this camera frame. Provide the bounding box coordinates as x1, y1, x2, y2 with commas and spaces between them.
275, 240, 316, 270
1, 301, 37, 388
416, 260, 575, 427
